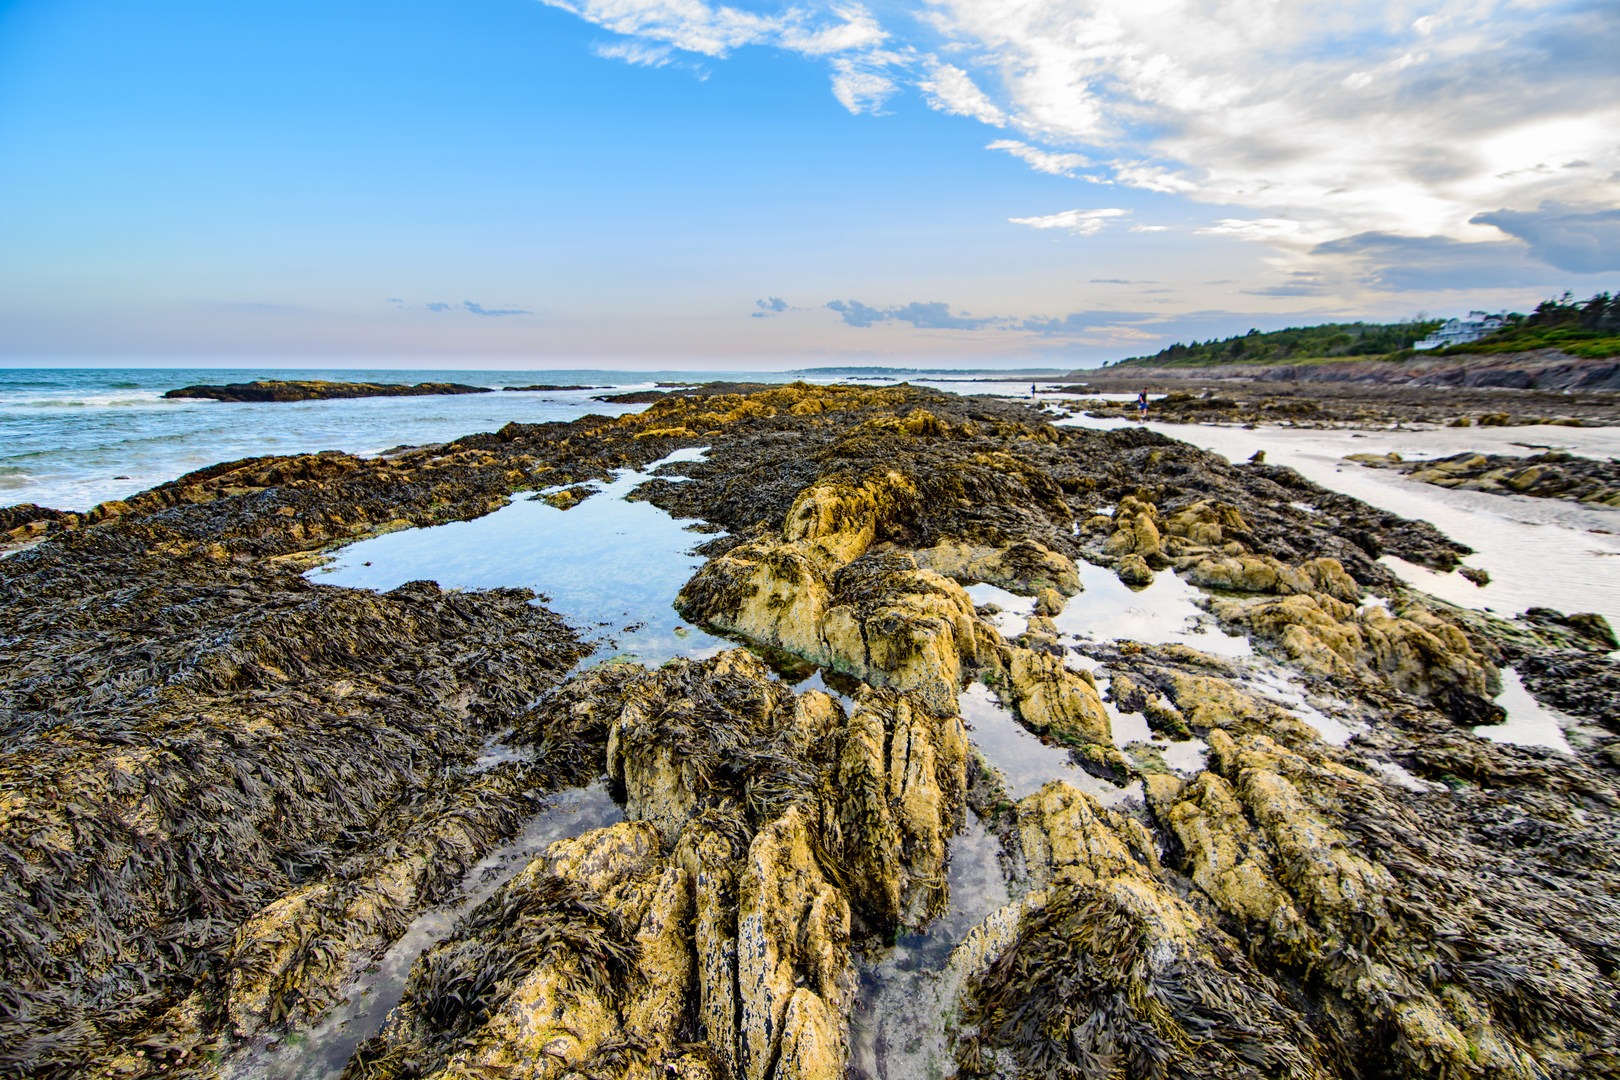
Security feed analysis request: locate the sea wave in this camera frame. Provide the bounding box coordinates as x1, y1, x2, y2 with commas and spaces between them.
0, 467, 36, 489
0, 391, 172, 409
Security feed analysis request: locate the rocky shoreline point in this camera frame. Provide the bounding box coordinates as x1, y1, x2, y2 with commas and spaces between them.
1346, 449, 1620, 508
164, 380, 494, 402
1059, 380, 1616, 429
2, 383, 1618, 1079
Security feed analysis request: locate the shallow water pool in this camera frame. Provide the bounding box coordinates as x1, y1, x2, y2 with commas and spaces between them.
311, 448, 731, 667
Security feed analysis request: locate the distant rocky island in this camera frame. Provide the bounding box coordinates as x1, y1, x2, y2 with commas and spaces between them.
165, 379, 493, 402
502, 384, 601, 392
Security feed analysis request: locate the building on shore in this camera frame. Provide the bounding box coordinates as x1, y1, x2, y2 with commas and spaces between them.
1413, 311, 1507, 350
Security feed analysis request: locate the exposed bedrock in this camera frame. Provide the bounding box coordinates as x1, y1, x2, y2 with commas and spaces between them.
675, 471, 1125, 773
950, 684, 1620, 1079
5, 381, 1616, 1080
350, 649, 972, 1080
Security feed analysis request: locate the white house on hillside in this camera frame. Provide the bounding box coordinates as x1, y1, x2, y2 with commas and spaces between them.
1414, 311, 1507, 350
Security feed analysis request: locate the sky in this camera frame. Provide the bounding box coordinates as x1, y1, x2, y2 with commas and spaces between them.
1, 0, 1616, 370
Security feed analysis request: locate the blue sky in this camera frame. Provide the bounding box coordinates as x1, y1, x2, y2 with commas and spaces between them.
2, 0, 1616, 369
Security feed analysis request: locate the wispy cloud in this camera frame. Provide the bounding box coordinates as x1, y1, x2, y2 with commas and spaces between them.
988, 139, 1089, 176
419, 300, 533, 316
920, 62, 1006, 126
827, 299, 995, 329
1008, 208, 1128, 235
541, 0, 899, 113
463, 300, 531, 317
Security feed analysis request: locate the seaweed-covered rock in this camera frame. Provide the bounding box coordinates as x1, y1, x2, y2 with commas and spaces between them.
914, 537, 1081, 596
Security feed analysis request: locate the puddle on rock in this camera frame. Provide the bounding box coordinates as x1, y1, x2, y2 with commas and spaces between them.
1060, 417, 1620, 630
965, 582, 1036, 637
848, 811, 1010, 1080
223, 782, 624, 1080
1370, 759, 1443, 793
313, 448, 729, 667
1159, 736, 1211, 776
1052, 566, 1251, 658
1475, 667, 1574, 754
959, 683, 1138, 807
1239, 663, 1361, 746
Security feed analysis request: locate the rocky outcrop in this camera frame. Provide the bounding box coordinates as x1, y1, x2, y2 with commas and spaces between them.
914, 537, 1081, 596
6, 380, 1618, 1080
954, 780, 1333, 1079
163, 380, 492, 402
350, 649, 968, 1079
1213, 591, 1501, 720
1350, 449, 1620, 507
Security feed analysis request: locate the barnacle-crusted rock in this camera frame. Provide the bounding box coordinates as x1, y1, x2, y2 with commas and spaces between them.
680, 543, 1000, 718
995, 648, 1127, 777
349, 650, 971, 1080
1153, 668, 1321, 747
1214, 591, 1500, 715
955, 781, 1332, 1079
821, 555, 997, 715
1162, 770, 1308, 940
1114, 551, 1155, 585
736, 807, 855, 1080
1162, 498, 1252, 548
783, 471, 917, 568
914, 537, 1081, 596
820, 687, 968, 933
1186, 553, 1360, 603
1102, 494, 1165, 565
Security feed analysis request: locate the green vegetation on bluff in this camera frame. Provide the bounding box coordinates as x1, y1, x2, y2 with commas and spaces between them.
1434, 290, 1620, 359
1109, 319, 1440, 368
1106, 289, 1620, 369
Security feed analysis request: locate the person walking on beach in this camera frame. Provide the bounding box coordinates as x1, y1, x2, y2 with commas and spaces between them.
1137, 390, 1149, 420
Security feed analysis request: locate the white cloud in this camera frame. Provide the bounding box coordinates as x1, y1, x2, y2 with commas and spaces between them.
545, 1, 902, 113
592, 40, 678, 67
830, 59, 898, 114
920, 0, 1620, 251
540, 0, 776, 56
1009, 207, 1128, 235
540, 0, 1620, 287
920, 62, 1007, 126
987, 139, 1089, 175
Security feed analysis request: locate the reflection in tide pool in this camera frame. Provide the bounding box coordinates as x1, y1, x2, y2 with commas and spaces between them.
849, 812, 1009, 1080
312, 448, 730, 667
225, 783, 624, 1080
964, 582, 1036, 637
960, 684, 1138, 807
1478, 668, 1574, 754
1054, 564, 1251, 658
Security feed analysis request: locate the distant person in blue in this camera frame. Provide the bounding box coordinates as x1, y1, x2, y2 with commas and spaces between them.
1137, 390, 1149, 420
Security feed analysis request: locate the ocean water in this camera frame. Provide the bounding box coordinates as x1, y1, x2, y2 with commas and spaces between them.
0, 367, 773, 512
0, 367, 1078, 512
